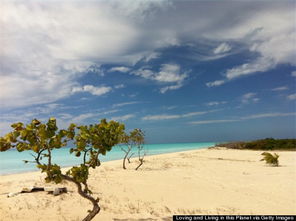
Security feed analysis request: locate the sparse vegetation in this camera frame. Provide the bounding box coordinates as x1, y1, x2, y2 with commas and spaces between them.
217, 138, 296, 151
261, 152, 279, 166
135, 132, 146, 170
121, 128, 145, 170
0, 118, 142, 221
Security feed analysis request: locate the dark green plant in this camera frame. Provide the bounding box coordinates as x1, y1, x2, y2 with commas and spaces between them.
217, 138, 296, 150
0, 118, 126, 221
260, 152, 279, 166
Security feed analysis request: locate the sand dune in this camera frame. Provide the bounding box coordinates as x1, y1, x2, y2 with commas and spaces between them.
0, 148, 295, 220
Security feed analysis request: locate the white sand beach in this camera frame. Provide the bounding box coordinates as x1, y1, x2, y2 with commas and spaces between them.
0, 148, 295, 220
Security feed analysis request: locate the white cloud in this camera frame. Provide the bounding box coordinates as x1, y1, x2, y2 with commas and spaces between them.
252, 98, 260, 103
1, 1, 295, 107
225, 57, 275, 80
0, 105, 65, 135
206, 80, 225, 87
271, 86, 288, 91
132, 64, 188, 93
0, 71, 76, 108
164, 105, 177, 110
71, 113, 97, 123
203, 3, 295, 85
241, 92, 259, 104
58, 113, 73, 120
133, 64, 187, 83
132, 69, 154, 79
242, 112, 296, 120
0, 1, 137, 108
189, 112, 296, 125
80, 97, 91, 101
109, 66, 131, 73
213, 43, 231, 54
182, 111, 208, 117
0, 104, 66, 125
142, 110, 211, 120
155, 64, 187, 83
143, 52, 160, 62
72, 85, 112, 96
160, 84, 182, 94
142, 114, 180, 120
207, 57, 279, 86
100, 109, 120, 115
291, 71, 296, 77
0, 1, 170, 108
112, 101, 140, 107
206, 102, 219, 106
111, 114, 135, 121
287, 93, 296, 100
190, 119, 239, 125
128, 93, 138, 98
60, 109, 120, 124
0, 106, 120, 136
205, 101, 227, 106
115, 84, 125, 89
87, 64, 105, 76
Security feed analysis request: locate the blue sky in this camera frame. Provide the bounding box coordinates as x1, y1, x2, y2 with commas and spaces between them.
0, 0, 295, 143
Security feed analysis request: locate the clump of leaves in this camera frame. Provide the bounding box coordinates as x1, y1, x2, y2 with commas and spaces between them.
260, 152, 279, 166
0, 118, 127, 221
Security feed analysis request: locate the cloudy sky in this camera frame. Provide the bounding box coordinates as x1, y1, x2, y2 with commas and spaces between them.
1, 0, 295, 143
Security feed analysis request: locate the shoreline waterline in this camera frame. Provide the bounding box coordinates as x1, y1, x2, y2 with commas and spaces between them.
0, 142, 217, 175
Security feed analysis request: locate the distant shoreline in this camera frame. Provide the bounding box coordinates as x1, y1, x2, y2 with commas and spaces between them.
0, 142, 216, 175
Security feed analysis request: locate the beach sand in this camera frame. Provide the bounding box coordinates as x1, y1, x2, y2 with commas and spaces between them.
0, 148, 295, 220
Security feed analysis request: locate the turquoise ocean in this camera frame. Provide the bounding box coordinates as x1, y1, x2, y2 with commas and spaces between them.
0, 142, 216, 175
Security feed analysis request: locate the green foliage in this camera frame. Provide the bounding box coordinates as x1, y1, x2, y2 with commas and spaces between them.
128, 129, 145, 145
261, 152, 279, 166
217, 138, 296, 150
72, 119, 125, 155
0, 118, 71, 183
0, 118, 125, 182
0, 137, 11, 151
0, 118, 130, 220
66, 164, 89, 183
45, 164, 63, 183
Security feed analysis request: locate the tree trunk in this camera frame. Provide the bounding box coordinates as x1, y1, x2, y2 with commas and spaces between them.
122, 146, 132, 170
61, 175, 100, 221
127, 152, 134, 163
135, 159, 144, 170
123, 149, 131, 169
123, 155, 127, 169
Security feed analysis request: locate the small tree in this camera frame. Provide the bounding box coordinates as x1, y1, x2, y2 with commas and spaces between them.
121, 129, 145, 170
0, 118, 125, 221
131, 129, 145, 170
135, 139, 146, 171
260, 152, 279, 166
120, 133, 133, 170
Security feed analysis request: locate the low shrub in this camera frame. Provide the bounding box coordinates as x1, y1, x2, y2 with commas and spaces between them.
217, 138, 296, 151
260, 152, 279, 166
